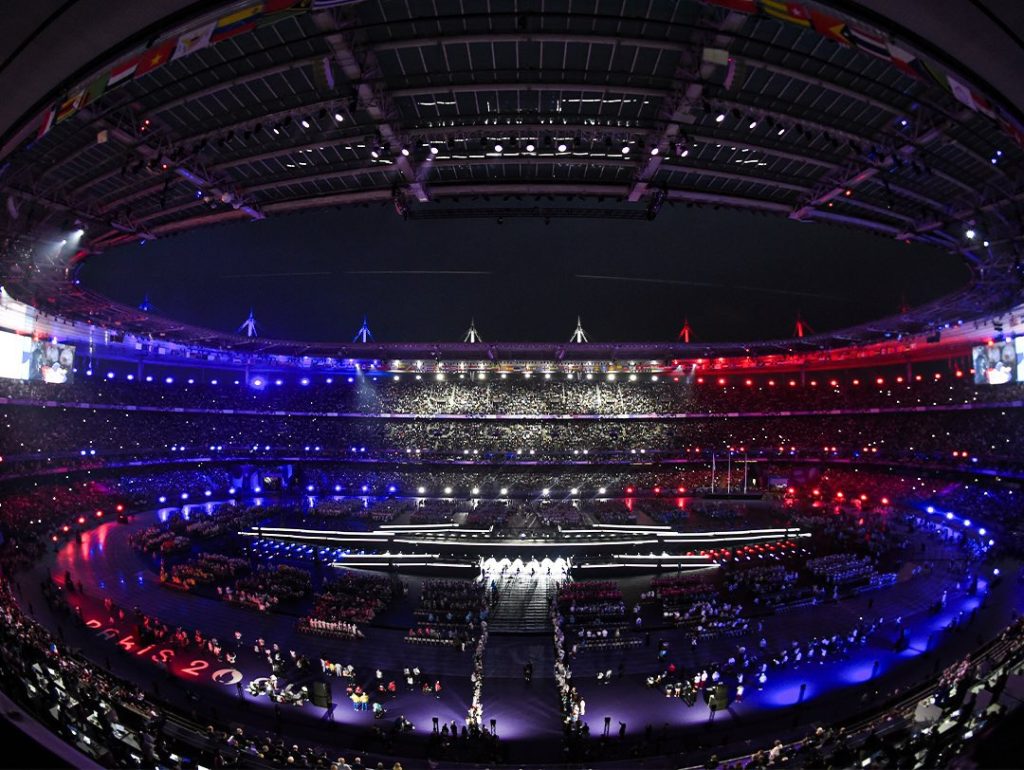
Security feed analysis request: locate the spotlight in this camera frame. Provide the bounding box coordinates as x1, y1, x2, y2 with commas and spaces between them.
429, 145, 439, 155
370, 148, 380, 158
649, 146, 659, 155
525, 143, 536, 152
401, 146, 410, 156
300, 118, 310, 129
494, 143, 503, 153
777, 127, 786, 135
965, 228, 976, 240
334, 112, 344, 122
748, 120, 757, 129
715, 113, 726, 123
621, 145, 630, 154
500, 487, 508, 496
557, 142, 568, 152
417, 486, 426, 494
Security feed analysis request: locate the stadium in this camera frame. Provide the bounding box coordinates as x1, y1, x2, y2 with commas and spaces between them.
0, 1, 1023, 768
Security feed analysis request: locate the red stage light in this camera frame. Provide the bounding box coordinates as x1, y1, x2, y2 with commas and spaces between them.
77, 516, 85, 525
115, 504, 124, 512
626, 487, 634, 494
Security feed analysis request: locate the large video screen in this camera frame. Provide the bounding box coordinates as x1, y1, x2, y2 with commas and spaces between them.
0, 330, 75, 383
972, 339, 1022, 385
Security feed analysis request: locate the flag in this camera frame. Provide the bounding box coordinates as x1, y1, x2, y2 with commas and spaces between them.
759, 0, 811, 28
210, 4, 263, 43
705, 0, 758, 12
36, 106, 56, 139
995, 105, 1024, 150
108, 56, 139, 87
971, 91, 996, 119
810, 10, 850, 46
56, 89, 85, 123
261, 0, 312, 21
847, 25, 889, 60
135, 38, 177, 79
81, 72, 110, 108
172, 22, 215, 60
887, 42, 924, 79
947, 75, 977, 111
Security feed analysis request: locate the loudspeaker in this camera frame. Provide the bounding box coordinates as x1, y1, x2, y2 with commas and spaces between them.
312, 680, 331, 708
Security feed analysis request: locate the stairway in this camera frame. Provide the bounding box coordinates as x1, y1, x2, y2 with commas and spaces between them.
487, 572, 560, 634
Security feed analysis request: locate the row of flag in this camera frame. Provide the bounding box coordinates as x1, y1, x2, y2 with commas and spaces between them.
706, 0, 1024, 150
35, 0, 330, 140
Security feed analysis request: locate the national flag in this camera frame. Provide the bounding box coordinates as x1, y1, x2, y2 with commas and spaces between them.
705, 0, 758, 13
80, 72, 110, 108
108, 56, 139, 87
759, 0, 811, 28
886, 42, 924, 79
971, 91, 996, 119
995, 106, 1024, 150
135, 38, 177, 79
919, 59, 951, 91
847, 25, 889, 60
810, 10, 851, 46
36, 105, 56, 139
947, 74, 978, 111
172, 22, 215, 60
55, 89, 85, 123
210, 5, 263, 43
260, 0, 312, 22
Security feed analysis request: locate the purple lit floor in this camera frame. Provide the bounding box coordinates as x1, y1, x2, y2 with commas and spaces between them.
22, 508, 1024, 767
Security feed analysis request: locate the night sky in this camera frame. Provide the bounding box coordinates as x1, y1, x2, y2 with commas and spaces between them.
78, 205, 970, 344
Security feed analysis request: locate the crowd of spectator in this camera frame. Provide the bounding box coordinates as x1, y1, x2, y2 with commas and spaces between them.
303, 570, 401, 638
406, 579, 487, 649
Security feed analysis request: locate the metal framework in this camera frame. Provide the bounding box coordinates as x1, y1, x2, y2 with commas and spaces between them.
0, 0, 1021, 358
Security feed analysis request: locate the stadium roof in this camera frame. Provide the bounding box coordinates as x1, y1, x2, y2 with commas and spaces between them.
0, 0, 1022, 356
